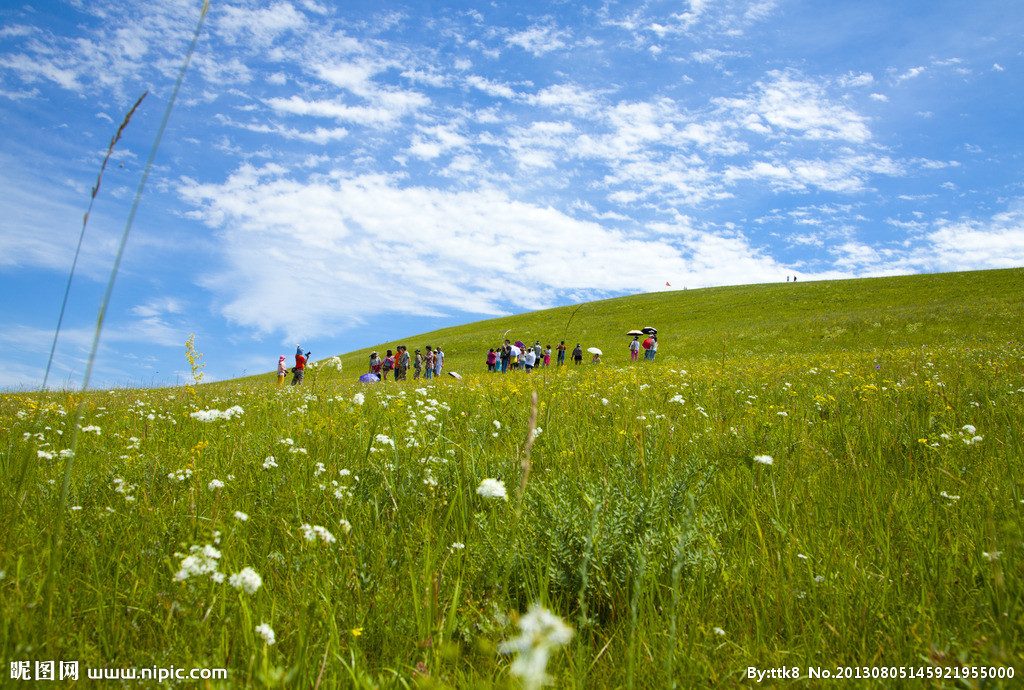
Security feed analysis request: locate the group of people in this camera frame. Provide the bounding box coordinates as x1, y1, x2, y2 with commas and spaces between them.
276, 332, 660, 387
628, 335, 659, 362
278, 345, 311, 386
369, 345, 445, 381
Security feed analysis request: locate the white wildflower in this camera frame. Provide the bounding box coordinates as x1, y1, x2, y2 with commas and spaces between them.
234, 511, 249, 522
255, 623, 276, 646
713, 627, 726, 636
173, 544, 222, 582
208, 479, 225, 491
228, 567, 263, 594
753, 455, 774, 466
352, 392, 365, 405
982, 551, 1002, 562
498, 603, 574, 690
263, 456, 278, 469
300, 523, 336, 545
477, 478, 507, 500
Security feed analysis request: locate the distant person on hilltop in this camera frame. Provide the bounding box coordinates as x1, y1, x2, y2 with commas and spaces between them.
291, 350, 308, 386
524, 347, 536, 372
277, 356, 287, 387
424, 346, 435, 380
501, 340, 512, 373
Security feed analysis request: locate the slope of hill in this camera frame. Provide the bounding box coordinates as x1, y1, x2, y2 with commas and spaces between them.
285, 268, 1023, 384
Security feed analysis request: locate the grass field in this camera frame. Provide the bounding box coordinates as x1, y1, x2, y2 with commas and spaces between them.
2, 268, 1023, 687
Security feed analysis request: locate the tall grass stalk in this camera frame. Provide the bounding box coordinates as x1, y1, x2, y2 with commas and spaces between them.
43, 0, 211, 614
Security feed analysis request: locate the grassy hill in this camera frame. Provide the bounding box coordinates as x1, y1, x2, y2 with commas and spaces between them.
289, 268, 1024, 384
4, 267, 1023, 687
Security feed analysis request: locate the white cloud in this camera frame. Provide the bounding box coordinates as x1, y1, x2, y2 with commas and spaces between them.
506, 25, 568, 56
736, 71, 872, 142
216, 2, 307, 47
466, 75, 517, 99
893, 66, 926, 84
177, 166, 792, 338
838, 71, 874, 88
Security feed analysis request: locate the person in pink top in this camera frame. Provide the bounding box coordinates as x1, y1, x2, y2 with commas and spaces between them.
277, 356, 287, 387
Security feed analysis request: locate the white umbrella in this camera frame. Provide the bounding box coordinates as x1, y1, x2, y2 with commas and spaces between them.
509, 346, 522, 357
587, 347, 603, 355
448, 371, 463, 380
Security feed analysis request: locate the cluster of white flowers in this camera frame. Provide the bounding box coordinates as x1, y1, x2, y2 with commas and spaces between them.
189, 405, 244, 422
960, 424, 983, 445
168, 468, 193, 483
80, 425, 102, 435
753, 455, 774, 466
352, 392, 365, 405
208, 479, 225, 491
498, 603, 574, 690
301, 523, 336, 545
262, 456, 278, 470
255, 623, 276, 646
234, 511, 249, 522
228, 567, 262, 594
112, 477, 138, 502
477, 478, 507, 500
370, 434, 395, 453
174, 544, 222, 583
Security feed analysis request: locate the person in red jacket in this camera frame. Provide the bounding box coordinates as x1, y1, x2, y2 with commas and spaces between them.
291, 350, 308, 386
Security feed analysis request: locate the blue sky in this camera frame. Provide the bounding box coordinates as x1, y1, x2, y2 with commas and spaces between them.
1, 0, 1022, 389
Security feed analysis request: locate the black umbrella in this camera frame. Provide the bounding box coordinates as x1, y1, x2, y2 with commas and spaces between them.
642, 326, 658, 335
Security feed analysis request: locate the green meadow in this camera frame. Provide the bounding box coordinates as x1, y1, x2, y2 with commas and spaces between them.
2, 268, 1023, 687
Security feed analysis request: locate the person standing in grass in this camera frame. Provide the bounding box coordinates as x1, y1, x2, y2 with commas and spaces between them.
557, 341, 567, 366
487, 348, 497, 372
629, 336, 640, 362
424, 346, 435, 380
524, 347, 536, 372
435, 347, 444, 377
533, 341, 543, 364
381, 349, 394, 381
572, 343, 583, 365
277, 356, 287, 387
650, 336, 658, 361
501, 340, 511, 373
414, 349, 423, 379
291, 350, 307, 386
397, 346, 410, 381
543, 345, 552, 367
369, 351, 381, 376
